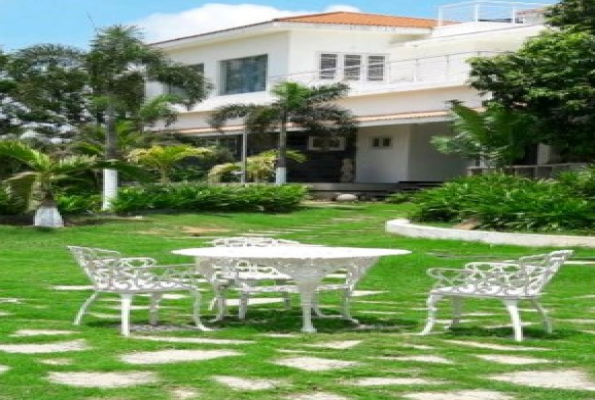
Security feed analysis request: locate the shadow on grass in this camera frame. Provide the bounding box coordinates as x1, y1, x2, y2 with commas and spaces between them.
208, 309, 418, 334
445, 325, 575, 341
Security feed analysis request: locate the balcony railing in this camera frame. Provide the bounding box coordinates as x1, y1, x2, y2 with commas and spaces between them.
438, 1, 550, 26
269, 51, 504, 97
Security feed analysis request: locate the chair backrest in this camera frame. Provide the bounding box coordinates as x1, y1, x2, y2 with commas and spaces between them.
520, 250, 573, 295
67, 246, 122, 289
212, 237, 300, 247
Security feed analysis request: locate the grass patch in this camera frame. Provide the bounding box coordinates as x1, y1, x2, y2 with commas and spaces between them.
1, 203, 594, 400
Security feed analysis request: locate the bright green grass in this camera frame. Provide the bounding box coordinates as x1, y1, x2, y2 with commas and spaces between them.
1, 203, 595, 400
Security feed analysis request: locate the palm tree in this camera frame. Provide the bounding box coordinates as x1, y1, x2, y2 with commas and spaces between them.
87, 25, 212, 209
128, 144, 214, 184
0, 141, 103, 227
431, 101, 536, 170
209, 81, 357, 185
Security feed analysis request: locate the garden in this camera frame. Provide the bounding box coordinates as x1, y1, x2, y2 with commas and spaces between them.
1, 203, 595, 400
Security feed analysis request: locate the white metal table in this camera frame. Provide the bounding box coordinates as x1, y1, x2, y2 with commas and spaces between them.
172, 246, 410, 333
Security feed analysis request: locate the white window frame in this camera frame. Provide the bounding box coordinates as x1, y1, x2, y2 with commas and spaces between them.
308, 136, 346, 151
317, 53, 388, 82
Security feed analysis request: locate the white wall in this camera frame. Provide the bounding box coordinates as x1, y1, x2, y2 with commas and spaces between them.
355, 125, 410, 183
407, 122, 468, 181
286, 29, 400, 74
159, 32, 291, 112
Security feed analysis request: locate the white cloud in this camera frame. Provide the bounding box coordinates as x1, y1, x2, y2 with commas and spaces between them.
136, 3, 361, 43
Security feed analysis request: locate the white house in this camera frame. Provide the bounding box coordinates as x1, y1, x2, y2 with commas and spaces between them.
150, 1, 550, 186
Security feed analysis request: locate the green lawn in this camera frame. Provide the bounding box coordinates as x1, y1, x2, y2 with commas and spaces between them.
1, 203, 595, 400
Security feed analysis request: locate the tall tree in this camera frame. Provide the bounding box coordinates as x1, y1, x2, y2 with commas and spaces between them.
469, 0, 595, 160
431, 102, 536, 169
209, 81, 357, 185
87, 25, 211, 208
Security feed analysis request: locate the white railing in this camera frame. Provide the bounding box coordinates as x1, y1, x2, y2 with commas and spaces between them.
438, 1, 550, 26
269, 51, 505, 96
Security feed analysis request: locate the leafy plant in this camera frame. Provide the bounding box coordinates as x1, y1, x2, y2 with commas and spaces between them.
410, 173, 595, 232
111, 183, 308, 213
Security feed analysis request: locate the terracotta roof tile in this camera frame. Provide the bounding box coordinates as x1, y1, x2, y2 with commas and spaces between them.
276, 12, 438, 29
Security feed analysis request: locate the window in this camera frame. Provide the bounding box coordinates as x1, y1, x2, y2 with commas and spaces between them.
319, 53, 338, 80
318, 53, 386, 82
344, 55, 362, 81
167, 64, 204, 96
308, 136, 346, 151
367, 56, 386, 81
221, 55, 268, 95
371, 137, 392, 149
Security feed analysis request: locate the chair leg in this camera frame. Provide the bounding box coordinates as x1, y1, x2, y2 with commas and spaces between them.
529, 299, 552, 334
190, 289, 211, 331
449, 297, 464, 329
503, 299, 523, 342
339, 289, 358, 324
312, 292, 328, 317
282, 292, 291, 310
149, 293, 163, 326
74, 292, 100, 325
120, 294, 133, 336
211, 287, 227, 323
421, 294, 443, 335
238, 292, 249, 320
208, 297, 218, 311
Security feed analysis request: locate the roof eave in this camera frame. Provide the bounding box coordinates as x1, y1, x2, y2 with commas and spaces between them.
152, 21, 432, 50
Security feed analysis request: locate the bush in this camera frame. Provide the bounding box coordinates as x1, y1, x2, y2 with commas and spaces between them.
410, 174, 595, 232
56, 194, 102, 215
0, 185, 26, 215
385, 192, 413, 204
111, 183, 308, 213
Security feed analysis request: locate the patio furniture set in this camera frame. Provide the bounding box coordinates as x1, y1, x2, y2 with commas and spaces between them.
67, 239, 573, 341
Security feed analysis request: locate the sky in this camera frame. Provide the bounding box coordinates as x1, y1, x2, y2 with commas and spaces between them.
0, 0, 557, 51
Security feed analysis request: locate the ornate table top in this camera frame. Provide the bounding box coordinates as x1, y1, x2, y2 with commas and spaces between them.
172, 246, 410, 261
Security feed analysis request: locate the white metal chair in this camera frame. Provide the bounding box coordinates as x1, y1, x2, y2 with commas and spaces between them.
68, 246, 209, 336
208, 237, 353, 322
209, 237, 299, 320
420, 250, 573, 341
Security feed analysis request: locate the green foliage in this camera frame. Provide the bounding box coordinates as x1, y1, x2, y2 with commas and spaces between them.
556, 164, 595, 198
209, 81, 357, 183
0, 184, 26, 215
208, 149, 306, 183
384, 192, 413, 204
111, 183, 308, 213
470, 0, 595, 161
410, 174, 595, 232
55, 193, 101, 214
431, 102, 536, 168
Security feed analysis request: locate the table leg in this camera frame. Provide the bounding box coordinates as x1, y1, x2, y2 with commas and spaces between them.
295, 279, 322, 333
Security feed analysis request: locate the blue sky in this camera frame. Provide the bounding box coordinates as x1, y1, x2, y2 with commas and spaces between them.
0, 0, 558, 51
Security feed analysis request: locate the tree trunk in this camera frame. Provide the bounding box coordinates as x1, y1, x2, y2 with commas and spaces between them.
275, 114, 288, 186
102, 93, 118, 210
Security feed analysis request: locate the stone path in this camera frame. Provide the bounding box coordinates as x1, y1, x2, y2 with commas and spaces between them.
274, 356, 359, 371
121, 349, 241, 365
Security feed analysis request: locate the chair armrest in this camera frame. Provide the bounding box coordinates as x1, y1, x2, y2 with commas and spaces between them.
118, 257, 158, 268
463, 262, 523, 279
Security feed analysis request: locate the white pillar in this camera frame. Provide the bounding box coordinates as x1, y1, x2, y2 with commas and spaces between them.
102, 168, 118, 211
275, 167, 287, 186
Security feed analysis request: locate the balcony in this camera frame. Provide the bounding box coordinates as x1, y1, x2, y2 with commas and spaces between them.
438, 1, 550, 26
187, 51, 503, 112
270, 51, 504, 97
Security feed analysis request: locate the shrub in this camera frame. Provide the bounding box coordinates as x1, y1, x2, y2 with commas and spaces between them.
0, 185, 26, 215
111, 183, 308, 213
410, 174, 595, 232
385, 192, 413, 204
56, 194, 102, 215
